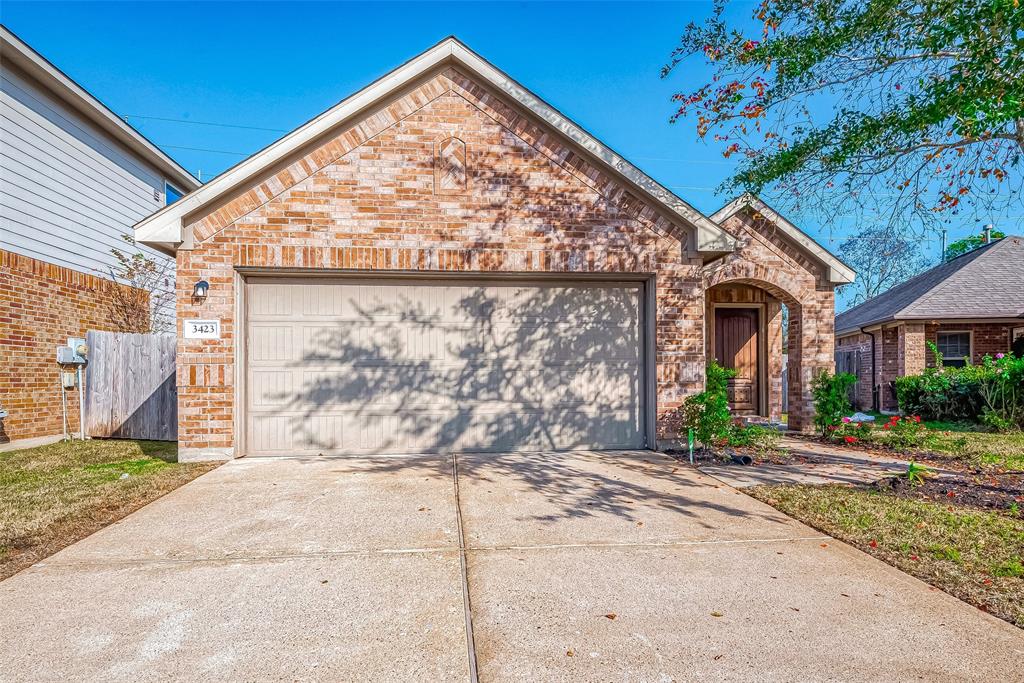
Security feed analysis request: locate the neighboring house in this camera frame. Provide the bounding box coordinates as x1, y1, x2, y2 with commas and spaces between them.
835, 235, 1024, 412
0, 25, 200, 444
134, 37, 853, 461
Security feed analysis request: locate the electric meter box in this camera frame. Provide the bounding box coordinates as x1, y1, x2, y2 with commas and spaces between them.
57, 346, 86, 365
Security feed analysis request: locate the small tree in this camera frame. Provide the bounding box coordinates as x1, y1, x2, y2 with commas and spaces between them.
811, 370, 857, 436
108, 234, 174, 334
681, 361, 737, 449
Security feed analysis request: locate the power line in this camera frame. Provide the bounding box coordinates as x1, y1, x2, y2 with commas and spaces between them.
156, 143, 250, 156
122, 114, 288, 133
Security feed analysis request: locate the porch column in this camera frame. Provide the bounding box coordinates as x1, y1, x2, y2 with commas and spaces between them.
898, 323, 926, 376
788, 289, 836, 432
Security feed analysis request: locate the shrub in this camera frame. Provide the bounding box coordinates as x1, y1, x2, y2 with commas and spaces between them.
727, 424, 780, 451
829, 418, 873, 445
882, 414, 927, 449
811, 370, 857, 436
680, 361, 736, 449
895, 351, 1024, 430
976, 353, 1024, 431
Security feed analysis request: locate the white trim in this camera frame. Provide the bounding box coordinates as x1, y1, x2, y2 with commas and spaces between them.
133, 37, 735, 255
0, 26, 199, 192
712, 193, 856, 284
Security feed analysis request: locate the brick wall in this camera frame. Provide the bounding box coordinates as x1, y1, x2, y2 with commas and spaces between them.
175, 67, 836, 458
924, 322, 1015, 366
0, 249, 145, 442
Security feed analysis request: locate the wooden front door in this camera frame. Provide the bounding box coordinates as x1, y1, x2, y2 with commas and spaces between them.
714, 308, 760, 415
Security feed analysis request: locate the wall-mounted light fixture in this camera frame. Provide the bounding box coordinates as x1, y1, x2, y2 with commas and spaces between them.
193, 279, 210, 300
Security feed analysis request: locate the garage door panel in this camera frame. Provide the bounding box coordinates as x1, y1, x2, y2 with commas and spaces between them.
250, 370, 294, 407
246, 280, 645, 455
249, 325, 294, 363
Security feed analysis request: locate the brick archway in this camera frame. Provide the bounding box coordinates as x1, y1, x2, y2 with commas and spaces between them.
705, 267, 829, 432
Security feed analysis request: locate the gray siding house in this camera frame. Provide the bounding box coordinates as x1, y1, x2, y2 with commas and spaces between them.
1, 24, 199, 316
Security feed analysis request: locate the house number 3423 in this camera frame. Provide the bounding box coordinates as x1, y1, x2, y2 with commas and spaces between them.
184, 320, 221, 339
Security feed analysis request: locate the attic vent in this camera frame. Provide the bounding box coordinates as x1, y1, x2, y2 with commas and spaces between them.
435, 137, 467, 194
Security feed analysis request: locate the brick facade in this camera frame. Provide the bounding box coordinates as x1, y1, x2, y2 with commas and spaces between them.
925, 322, 1016, 366
174, 68, 838, 459
0, 249, 143, 443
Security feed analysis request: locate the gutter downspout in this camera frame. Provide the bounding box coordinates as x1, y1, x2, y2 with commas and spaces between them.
861, 326, 879, 412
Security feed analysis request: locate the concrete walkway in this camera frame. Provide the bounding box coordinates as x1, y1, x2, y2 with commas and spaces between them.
699, 436, 924, 488
1, 450, 1020, 681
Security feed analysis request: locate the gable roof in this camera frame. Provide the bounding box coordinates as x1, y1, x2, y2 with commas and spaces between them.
133, 36, 735, 255
0, 24, 199, 193
835, 235, 1024, 335
711, 193, 856, 284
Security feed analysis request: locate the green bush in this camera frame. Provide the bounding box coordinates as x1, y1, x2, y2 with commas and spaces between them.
811, 370, 857, 436
977, 353, 1024, 430
895, 349, 1023, 431
727, 423, 780, 451
680, 361, 736, 449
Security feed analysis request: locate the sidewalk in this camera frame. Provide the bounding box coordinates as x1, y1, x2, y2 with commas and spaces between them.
699, 436, 926, 489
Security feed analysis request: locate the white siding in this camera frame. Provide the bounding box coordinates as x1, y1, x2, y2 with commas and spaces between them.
0, 61, 180, 327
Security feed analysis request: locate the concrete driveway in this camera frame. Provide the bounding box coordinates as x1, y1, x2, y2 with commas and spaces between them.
1, 450, 1021, 681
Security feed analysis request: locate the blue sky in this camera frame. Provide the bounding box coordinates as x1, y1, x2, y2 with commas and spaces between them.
4, 1, 1016, 309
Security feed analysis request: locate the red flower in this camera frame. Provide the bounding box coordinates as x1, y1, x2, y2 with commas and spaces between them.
869, 540, 878, 548
913, 415, 921, 423
843, 436, 858, 444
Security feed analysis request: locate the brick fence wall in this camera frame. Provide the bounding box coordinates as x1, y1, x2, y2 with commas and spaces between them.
0, 249, 144, 443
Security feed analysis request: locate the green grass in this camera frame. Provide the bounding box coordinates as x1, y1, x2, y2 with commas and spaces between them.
0, 439, 215, 579
843, 413, 1024, 470
748, 483, 1024, 629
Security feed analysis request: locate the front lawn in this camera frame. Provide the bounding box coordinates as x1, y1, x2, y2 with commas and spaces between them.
748, 483, 1024, 629
0, 439, 216, 579
811, 413, 1024, 472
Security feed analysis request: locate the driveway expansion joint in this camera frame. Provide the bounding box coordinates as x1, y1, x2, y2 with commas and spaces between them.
451, 452, 480, 683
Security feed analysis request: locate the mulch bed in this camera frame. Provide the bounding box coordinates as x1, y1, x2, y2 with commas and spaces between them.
878, 471, 1024, 513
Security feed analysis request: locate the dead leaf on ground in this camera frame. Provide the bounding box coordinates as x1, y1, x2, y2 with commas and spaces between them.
711, 611, 724, 617
566, 649, 575, 657
603, 613, 617, 620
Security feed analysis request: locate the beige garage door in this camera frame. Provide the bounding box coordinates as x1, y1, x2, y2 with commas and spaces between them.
245, 278, 645, 456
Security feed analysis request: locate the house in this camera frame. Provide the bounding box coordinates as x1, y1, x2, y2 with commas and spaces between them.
835, 235, 1024, 412
0, 25, 200, 445
134, 37, 852, 461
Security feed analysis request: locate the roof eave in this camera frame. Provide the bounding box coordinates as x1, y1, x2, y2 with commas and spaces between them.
712, 193, 855, 284
134, 37, 736, 255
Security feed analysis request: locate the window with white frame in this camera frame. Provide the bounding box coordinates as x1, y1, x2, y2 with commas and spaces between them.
936, 331, 971, 367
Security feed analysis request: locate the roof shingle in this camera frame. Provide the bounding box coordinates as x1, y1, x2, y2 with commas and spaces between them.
835, 236, 1024, 335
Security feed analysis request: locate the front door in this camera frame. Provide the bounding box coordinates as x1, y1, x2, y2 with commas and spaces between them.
714, 308, 760, 415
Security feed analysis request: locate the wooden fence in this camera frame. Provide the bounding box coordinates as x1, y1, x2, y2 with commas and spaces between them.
834, 349, 861, 404
84, 331, 177, 441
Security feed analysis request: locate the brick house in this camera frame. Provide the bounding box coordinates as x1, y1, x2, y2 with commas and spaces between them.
134, 38, 853, 461
0, 26, 199, 445
835, 235, 1024, 412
